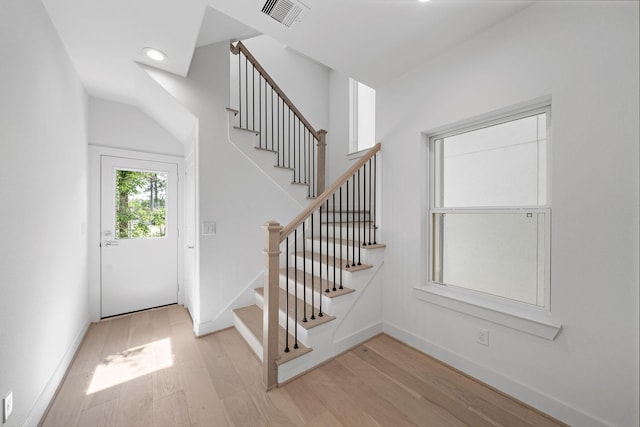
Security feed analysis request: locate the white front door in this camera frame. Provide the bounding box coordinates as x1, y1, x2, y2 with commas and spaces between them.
100, 156, 178, 318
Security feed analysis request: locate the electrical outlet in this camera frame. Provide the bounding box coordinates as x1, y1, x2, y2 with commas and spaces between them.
3, 391, 13, 423
477, 327, 489, 346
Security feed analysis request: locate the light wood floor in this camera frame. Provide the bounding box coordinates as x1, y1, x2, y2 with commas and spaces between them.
41, 305, 565, 427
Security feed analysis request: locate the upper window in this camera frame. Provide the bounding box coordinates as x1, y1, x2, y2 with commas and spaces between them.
349, 79, 376, 153
430, 106, 551, 308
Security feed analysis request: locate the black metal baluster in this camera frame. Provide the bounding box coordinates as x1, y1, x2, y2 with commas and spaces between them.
237, 52, 241, 128
373, 154, 377, 245
345, 180, 350, 269
244, 56, 248, 129
312, 136, 316, 197
311, 212, 316, 320
325, 199, 330, 293
284, 237, 290, 353
318, 205, 323, 317
293, 118, 297, 183
258, 72, 261, 146
339, 186, 344, 289
294, 230, 298, 349
332, 193, 337, 291
304, 129, 308, 196
302, 222, 307, 323
352, 174, 356, 267
298, 120, 301, 184
368, 158, 372, 245
363, 162, 367, 247
252, 63, 255, 131
358, 168, 362, 265
271, 93, 284, 166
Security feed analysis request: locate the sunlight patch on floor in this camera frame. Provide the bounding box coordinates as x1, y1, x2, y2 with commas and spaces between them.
86, 337, 173, 394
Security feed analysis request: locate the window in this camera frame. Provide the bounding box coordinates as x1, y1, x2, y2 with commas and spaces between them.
349, 79, 376, 153
429, 106, 551, 309
115, 169, 167, 239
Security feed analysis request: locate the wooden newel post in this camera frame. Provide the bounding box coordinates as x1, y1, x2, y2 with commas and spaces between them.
263, 220, 282, 390
316, 130, 327, 195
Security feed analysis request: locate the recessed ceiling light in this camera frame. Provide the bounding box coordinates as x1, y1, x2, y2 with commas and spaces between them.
419, 0, 430, 2
142, 47, 167, 62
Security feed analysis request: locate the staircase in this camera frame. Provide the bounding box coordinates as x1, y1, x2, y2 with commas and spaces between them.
227, 41, 385, 388
233, 204, 385, 382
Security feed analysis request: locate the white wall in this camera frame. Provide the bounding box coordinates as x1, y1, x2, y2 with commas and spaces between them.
327, 70, 352, 182
144, 42, 305, 335
0, 1, 89, 425
88, 97, 184, 156
377, 2, 639, 426
241, 36, 330, 132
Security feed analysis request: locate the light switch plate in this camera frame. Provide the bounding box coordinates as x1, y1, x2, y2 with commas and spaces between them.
3, 391, 13, 423
201, 222, 216, 236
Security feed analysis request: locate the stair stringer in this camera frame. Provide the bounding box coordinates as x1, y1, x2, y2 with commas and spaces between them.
195, 270, 264, 336
226, 110, 309, 207
275, 248, 386, 384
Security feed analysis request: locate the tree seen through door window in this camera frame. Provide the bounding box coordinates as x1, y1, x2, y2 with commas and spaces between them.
115, 170, 167, 239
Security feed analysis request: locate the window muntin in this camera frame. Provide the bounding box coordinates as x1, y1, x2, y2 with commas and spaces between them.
430, 107, 550, 309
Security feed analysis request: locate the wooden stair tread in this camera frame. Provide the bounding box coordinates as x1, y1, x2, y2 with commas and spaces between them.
309, 236, 386, 249
233, 305, 312, 365
320, 220, 375, 226
279, 267, 355, 298
255, 287, 335, 330
233, 125, 259, 135
255, 146, 277, 153
297, 251, 373, 272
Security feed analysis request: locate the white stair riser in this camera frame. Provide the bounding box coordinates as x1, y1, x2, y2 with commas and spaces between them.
228, 112, 309, 204
233, 313, 263, 361
278, 276, 339, 313
306, 238, 379, 260
254, 291, 330, 346
311, 224, 376, 240
291, 256, 368, 284
319, 212, 370, 223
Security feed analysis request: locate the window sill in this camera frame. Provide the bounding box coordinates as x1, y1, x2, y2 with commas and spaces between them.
414, 283, 562, 340
347, 147, 374, 161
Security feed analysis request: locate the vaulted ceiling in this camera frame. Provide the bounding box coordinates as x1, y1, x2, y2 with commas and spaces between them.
41, 0, 534, 106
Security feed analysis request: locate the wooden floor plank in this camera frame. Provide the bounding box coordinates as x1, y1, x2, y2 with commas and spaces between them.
336, 351, 465, 427
222, 389, 266, 427
352, 343, 497, 427
295, 367, 380, 426
76, 398, 119, 427
42, 305, 565, 427
368, 335, 563, 427
177, 360, 229, 427
317, 358, 418, 427
152, 390, 191, 427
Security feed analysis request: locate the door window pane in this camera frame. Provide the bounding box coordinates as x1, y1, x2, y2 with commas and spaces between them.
115, 170, 167, 239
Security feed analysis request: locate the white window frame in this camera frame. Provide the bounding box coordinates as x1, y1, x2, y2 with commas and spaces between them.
415, 100, 562, 340
349, 78, 376, 155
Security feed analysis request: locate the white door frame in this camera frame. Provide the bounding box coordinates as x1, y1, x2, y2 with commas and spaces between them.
88, 146, 184, 322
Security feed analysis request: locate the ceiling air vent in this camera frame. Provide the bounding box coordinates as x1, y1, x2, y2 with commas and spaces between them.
260, 0, 309, 28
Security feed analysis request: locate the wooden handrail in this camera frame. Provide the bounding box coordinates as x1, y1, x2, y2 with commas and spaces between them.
231, 41, 322, 140
279, 143, 381, 241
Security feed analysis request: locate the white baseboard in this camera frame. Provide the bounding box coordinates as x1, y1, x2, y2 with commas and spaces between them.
277, 321, 383, 383
382, 321, 610, 427
24, 320, 90, 427
195, 272, 264, 337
